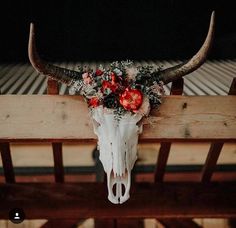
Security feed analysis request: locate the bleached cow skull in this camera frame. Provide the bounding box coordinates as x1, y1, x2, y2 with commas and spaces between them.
28, 12, 215, 204
92, 107, 144, 203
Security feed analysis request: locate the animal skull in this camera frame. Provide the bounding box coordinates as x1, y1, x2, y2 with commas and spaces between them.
27, 11, 215, 204
92, 106, 144, 203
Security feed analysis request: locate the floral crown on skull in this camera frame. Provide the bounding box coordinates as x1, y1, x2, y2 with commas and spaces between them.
69, 61, 164, 119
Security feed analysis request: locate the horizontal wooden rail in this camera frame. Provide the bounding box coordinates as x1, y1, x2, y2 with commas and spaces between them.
0, 182, 235, 219
0, 95, 236, 142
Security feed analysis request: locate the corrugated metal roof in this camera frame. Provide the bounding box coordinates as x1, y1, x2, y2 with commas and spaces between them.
0, 59, 235, 95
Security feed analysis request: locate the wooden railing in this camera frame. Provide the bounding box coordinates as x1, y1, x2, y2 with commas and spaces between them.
0, 78, 236, 226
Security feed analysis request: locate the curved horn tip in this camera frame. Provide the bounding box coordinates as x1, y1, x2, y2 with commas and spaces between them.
159, 10, 215, 84
211, 11, 215, 18
30, 23, 34, 31
210, 11, 215, 26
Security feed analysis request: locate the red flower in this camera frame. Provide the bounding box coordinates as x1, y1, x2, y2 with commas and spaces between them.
110, 72, 116, 82
88, 97, 100, 107
102, 80, 118, 93
95, 69, 103, 76
119, 88, 143, 111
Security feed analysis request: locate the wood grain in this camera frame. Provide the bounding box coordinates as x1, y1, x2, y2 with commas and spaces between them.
0, 182, 235, 219
0, 95, 235, 142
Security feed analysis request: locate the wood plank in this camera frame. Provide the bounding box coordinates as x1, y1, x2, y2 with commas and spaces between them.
154, 142, 171, 182
0, 143, 15, 183
0, 96, 235, 142
0, 182, 235, 219
201, 142, 223, 183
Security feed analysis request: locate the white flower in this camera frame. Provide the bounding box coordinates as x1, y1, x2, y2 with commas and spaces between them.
113, 68, 122, 76
151, 82, 165, 96
126, 66, 139, 81
69, 80, 83, 95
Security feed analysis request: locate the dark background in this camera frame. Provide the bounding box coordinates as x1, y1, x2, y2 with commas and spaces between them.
0, 0, 236, 62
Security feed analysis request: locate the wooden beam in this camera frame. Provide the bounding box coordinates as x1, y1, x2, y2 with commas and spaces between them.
0, 96, 236, 142
0, 182, 235, 219
0, 143, 15, 183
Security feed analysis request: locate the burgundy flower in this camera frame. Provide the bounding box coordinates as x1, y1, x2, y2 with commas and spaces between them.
95, 69, 103, 76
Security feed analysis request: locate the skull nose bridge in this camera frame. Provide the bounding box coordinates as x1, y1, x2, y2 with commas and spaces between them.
112, 125, 126, 177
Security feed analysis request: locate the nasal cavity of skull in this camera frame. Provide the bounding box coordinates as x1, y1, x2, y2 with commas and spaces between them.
112, 183, 126, 198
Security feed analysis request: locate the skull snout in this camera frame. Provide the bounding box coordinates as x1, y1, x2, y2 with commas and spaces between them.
107, 170, 131, 204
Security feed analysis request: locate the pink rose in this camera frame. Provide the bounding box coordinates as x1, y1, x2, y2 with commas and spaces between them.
82, 72, 92, 84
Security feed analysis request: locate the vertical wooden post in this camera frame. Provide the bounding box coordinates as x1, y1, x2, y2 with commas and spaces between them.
47, 78, 59, 95
44, 78, 76, 227
154, 79, 183, 183
52, 143, 64, 183
228, 77, 236, 95
201, 142, 223, 183
154, 142, 171, 182
157, 78, 198, 225
200, 77, 236, 183
170, 78, 184, 95
47, 79, 64, 183
0, 142, 15, 183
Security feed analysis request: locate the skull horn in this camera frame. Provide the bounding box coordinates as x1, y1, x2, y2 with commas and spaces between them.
28, 23, 82, 86
159, 11, 215, 84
